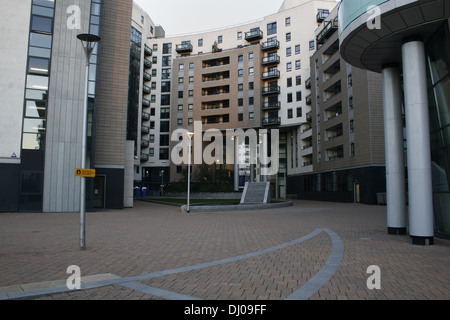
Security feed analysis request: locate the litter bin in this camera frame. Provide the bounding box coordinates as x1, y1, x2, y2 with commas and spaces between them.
135, 186, 141, 198
142, 187, 147, 197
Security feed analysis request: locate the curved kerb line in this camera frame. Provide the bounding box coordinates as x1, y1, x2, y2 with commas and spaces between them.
1, 228, 343, 300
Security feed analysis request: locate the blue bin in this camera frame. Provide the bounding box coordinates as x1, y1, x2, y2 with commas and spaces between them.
135, 187, 141, 198
142, 187, 147, 197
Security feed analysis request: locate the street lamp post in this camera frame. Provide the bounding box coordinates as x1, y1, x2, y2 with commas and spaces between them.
160, 169, 164, 197
186, 132, 194, 213
77, 33, 101, 251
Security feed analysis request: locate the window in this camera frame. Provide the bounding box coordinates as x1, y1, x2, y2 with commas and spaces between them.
161, 81, 171, 92
267, 22, 277, 35
296, 91, 302, 101
286, 32, 291, 42
238, 113, 243, 121
238, 84, 244, 91
188, 118, 193, 125
286, 47, 292, 57
295, 44, 301, 54
189, 62, 194, 70
189, 90, 194, 97
160, 148, 169, 160
249, 112, 254, 120
198, 38, 203, 47
288, 109, 293, 119
177, 105, 183, 112
248, 52, 254, 60
238, 69, 244, 77
287, 62, 292, 72
238, 55, 244, 63
161, 107, 170, 119
249, 67, 254, 75
149, 148, 154, 157
286, 17, 291, 26
152, 44, 158, 51
163, 43, 172, 54
249, 97, 254, 105
297, 107, 302, 117
178, 77, 184, 84
350, 143, 355, 157
160, 121, 170, 132
348, 74, 353, 87
160, 135, 170, 146
249, 82, 254, 90
218, 35, 223, 43
177, 118, 183, 126
350, 120, 354, 133
160, 94, 170, 105
287, 78, 292, 87
287, 93, 293, 103
161, 68, 171, 79
237, 31, 242, 40
238, 98, 244, 106
161, 56, 171, 67
349, 97, 354, 110
296, 75, 302, 86
188, 104, 194, 110
178, 63, 184, 70
309, 40, 315, 51
295, 60, 301, 70
149, 135, 155, 143
189, 76, 194, 83
141, 15, 144, 23
31, 16, 53, 34
178, 91, 183, 98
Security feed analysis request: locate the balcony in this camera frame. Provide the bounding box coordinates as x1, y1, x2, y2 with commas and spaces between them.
143, 58, 152, 69
176, 43, 193, 54
142, 98, 150, 107
142, 112, 150, 121
306, 94, 312, 105
262, 39, 280, 51
262, 86, 280, 95
316, 19, 339, 45
141, 126, 150, 134
262, 117, 281, 126
143, 85, 151, 94
262, 69, 280, 80
143, 72, 152, 81
317, 10, 329, 23
144, 45, 152, 57
141, 140, 149, 148
140, 153, 149, 162
305, 78, 312, 89
262, 55, 280, 66
262, 101, 281, 111
245, 29, 263, 42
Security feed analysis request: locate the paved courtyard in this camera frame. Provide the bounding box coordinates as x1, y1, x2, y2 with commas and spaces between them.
0, 200, 449, 301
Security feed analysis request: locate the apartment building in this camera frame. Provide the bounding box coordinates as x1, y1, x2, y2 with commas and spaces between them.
142, 0, 340, 197
287, 5, 386, 204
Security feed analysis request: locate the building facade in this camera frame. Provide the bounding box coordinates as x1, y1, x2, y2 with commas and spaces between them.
339, 0, 450, 242
287, 5, 386, 204
0, 0, 137, 212
141, 0, 340, 197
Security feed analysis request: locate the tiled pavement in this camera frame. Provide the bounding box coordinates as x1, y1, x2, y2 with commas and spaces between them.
0, 200, 449, 300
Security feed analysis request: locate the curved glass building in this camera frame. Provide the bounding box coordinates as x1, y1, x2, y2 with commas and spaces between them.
339, 0, 449, 244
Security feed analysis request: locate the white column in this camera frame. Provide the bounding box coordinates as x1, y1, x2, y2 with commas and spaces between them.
382, 66, 407, 235
234, 136, 239, 191
402, 39, 434, 245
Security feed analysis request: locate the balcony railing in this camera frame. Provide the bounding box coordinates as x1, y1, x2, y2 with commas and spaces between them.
143, 58, 152, 69
176, 43, 193, 53
143, 72, 152, 81
142, 98, 150, 107
140, 154, 149, 161
262, 117, 281, 126
262, 86, 281, 95
262, 101, 281, 111
143, 85, 151, 94
305, 78, 312, 89
306, 94, 312, 105
144, 45, 152, 57
262, 70, 280, 80
316, 19, 339, 45
262, 40, 280, 51
245, 29, 263, 42
142, 112, 150, 121
141, 140, 149, 148
262, 55, 280, 66
141, 126, 150, 134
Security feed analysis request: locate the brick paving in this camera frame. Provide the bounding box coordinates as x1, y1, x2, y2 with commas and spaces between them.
0, 200, 449, 300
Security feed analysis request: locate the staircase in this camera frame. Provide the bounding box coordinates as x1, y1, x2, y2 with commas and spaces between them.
240, 182, 271, 204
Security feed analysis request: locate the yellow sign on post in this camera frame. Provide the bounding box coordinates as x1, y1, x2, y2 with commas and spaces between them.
76, 169, 96, 178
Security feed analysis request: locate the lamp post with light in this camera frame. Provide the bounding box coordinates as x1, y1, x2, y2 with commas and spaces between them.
77, 33, 101, 251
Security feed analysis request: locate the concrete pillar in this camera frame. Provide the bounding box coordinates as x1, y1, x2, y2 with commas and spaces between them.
234, 136, 239, 191
381, 66, 407, 235
402, 39, 434, 245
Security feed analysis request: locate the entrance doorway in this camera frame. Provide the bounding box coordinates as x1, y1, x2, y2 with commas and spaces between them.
94, 175, 106, 209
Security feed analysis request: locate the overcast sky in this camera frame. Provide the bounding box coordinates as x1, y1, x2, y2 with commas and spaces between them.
133, 0, 286, 36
